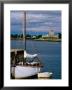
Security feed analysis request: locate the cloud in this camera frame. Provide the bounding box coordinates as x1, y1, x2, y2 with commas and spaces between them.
11, 11, 61, 34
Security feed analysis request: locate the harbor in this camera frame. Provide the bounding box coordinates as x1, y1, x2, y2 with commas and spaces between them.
10, 11, 61, 79
11, 39, 61, 79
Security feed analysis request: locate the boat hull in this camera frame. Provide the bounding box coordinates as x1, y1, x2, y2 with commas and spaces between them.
11, 66, 41, 79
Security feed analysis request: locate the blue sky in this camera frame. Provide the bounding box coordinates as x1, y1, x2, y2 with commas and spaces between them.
11, 11, 61, 35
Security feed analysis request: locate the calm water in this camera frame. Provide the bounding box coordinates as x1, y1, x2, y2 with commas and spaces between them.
11, 40, 61, 79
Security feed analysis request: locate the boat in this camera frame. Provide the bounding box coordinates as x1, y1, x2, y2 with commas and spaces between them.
11, 11, 43, 79
38, 72, 53, 79
11, 49, 43, 78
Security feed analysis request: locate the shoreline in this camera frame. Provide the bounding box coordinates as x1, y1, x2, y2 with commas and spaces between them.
11, 38, 61, 42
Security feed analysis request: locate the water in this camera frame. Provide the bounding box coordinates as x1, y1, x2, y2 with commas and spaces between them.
11, 40, 61, 79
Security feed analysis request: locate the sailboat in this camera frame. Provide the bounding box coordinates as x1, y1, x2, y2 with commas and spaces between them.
11, 11, 43, 79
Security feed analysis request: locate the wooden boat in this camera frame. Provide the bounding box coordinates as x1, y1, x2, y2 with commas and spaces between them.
11, 49, 43, 78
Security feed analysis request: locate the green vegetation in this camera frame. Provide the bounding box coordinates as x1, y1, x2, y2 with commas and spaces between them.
11, 33, 61, 42
58, 33, 61, 39
11, 34, 23, 40
36, 35, 42, 39
11, 34, 42, 40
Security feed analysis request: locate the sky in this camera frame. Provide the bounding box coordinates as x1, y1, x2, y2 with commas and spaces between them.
11, 11, 61, 35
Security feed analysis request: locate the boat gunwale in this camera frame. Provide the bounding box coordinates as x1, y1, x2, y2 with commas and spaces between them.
11, 64, 43, 67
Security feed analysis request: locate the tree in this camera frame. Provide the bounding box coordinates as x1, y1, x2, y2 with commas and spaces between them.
26, 34, 31, 39
36, 35, 42, 39
58, 33, 61, 39
20, 34, 23, 38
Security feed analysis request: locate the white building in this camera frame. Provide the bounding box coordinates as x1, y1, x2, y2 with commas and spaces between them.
48, 30, 54, 37
42, 30, 58, 39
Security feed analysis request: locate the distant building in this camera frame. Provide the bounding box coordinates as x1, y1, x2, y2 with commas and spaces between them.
32, 35, 36, 39
42, 30, 58, 40
42, 34, 49, 38
48, 30, 54, 37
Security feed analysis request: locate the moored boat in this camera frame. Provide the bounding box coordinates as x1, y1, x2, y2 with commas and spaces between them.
11, 49, 43, 79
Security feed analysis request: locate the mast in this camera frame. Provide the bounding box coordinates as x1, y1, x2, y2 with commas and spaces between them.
24, 11, 26, 50
23, 11, 26, 64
